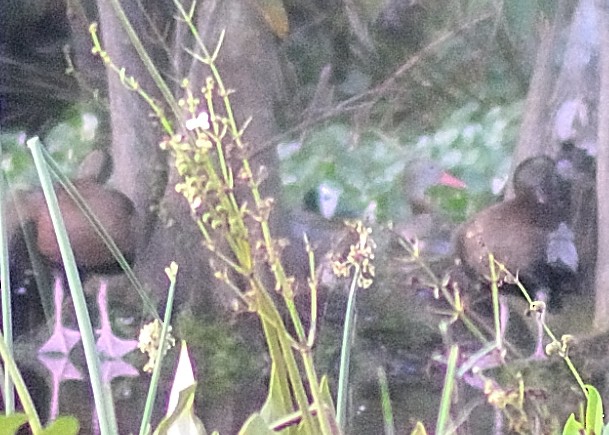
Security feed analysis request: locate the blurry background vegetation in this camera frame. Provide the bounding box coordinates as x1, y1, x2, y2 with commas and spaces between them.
0, 0, 546, 217
0, 0, 581, 433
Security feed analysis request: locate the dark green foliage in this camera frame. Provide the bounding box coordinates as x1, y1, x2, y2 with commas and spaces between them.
177, 311, 265, 400
280, 101, 521, 222
1, 111, 101, 184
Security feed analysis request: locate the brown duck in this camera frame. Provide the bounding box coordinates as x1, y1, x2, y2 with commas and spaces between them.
394, 159, 466, 257
6, 152, 136, 340
18, 180, 136, 272
456, 155, 577, 312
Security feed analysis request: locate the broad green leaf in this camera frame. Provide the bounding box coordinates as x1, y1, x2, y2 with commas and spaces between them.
0, 413, 28, 435
259, 327, 292, 424
562, 413, 584, 435
41, 416, 80, 435
585, 385, 604, 433
154, 384, 205, 435
239, 413, 275, 435
155, 345, 205, 435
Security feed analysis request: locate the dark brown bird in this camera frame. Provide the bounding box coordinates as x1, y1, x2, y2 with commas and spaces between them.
394, 159, 466, 257
8, 146, 134, 277
6, 169, 136, 343
456, 156, 573, 292
455, 156, 577, 358
21, 180, 136, 272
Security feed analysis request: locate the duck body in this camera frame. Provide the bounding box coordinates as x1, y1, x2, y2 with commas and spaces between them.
5, 178, 136, 338
25, 180, 136, 272
457, 196, 559, 286
395, 211, 461, 258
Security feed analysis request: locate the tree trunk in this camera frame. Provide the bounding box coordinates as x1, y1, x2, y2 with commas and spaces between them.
95, 1, 287, 431
594, 2, 609, 331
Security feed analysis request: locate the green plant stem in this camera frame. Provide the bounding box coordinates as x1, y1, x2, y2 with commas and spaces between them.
299, 345, 331, 434
28, 137, 117, 435
0, 331, 42, 433
241, 153, 308, 341
254, 270, 333, 434
397, 237, 487, 343
89, 25, 174, 136
107, 0, 182, 127
255, 283, 319, 431
0, 171, 15, 414
277, 330, 328, 434
436, 345, 459, 434
305, 236, 318, 347
139, 263, 178, 435
565, 356, 588, 399
377, 367, 395, 435
488, 253, 502, 349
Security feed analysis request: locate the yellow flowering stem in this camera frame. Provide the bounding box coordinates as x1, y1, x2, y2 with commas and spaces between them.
104, 0, 182, 130
89, 23, 175, 136
396, 237, 487, 344
305, 234, 318, 348
242, 154, 308, 342
183, 15, 308, 339
488, 253, 502, 350
178, 2, 308, 342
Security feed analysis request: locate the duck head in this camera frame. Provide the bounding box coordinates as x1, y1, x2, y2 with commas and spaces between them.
403, 159, 466, 214
512, 156, 563, 206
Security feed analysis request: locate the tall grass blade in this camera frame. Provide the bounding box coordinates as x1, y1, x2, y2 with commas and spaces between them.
27, 136, 117, 435
0, 168, 15, 413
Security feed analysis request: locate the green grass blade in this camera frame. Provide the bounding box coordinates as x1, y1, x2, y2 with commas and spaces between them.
27, 136, 117, 435
436, 345, 458, 435
139, 262, 178, 435
0, 333, 42, 433
377, 367, 395, 435
0, 170, 15, 413
336, 266, 361, 432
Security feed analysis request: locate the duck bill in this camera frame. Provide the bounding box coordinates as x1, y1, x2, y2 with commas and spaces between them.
438, 172, 467, 189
